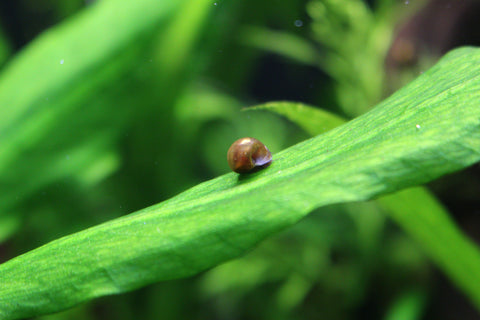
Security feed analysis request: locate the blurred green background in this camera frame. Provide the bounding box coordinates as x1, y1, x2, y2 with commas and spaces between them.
0, 0, 479, 319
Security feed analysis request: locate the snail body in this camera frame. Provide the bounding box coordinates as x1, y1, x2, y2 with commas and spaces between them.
227, 137, 272, 173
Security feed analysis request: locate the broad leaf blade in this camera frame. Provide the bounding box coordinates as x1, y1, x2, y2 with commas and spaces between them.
247, 84, 480, 307
0, 47, 480, 319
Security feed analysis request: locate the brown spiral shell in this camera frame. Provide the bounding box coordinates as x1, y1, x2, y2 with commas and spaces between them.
227, 137, 272, 173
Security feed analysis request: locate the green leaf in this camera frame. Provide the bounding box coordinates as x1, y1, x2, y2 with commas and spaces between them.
245, 101, 345, 136
239, 26, 320, 66
384, 289, 426, 320
0, 0, 215, 216
247, 74, 480, 308
1, 47, 480, 319
378, 187, 480, 306
0, 0, 178, 213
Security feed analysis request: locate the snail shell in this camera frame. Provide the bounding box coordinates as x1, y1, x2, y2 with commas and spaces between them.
227, 137, 272, 173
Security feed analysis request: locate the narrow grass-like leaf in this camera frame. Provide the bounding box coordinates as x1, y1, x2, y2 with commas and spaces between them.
378, 188, 480, 306
0, 47, 480, 319
384, 289, 426, 320
0, 0, 178, 213
245, 101, 345, 135
0, 0, 215, 217
239, 26, 320, 66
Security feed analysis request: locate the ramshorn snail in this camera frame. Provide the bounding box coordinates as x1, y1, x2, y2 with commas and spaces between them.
227, 137, 272, 173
